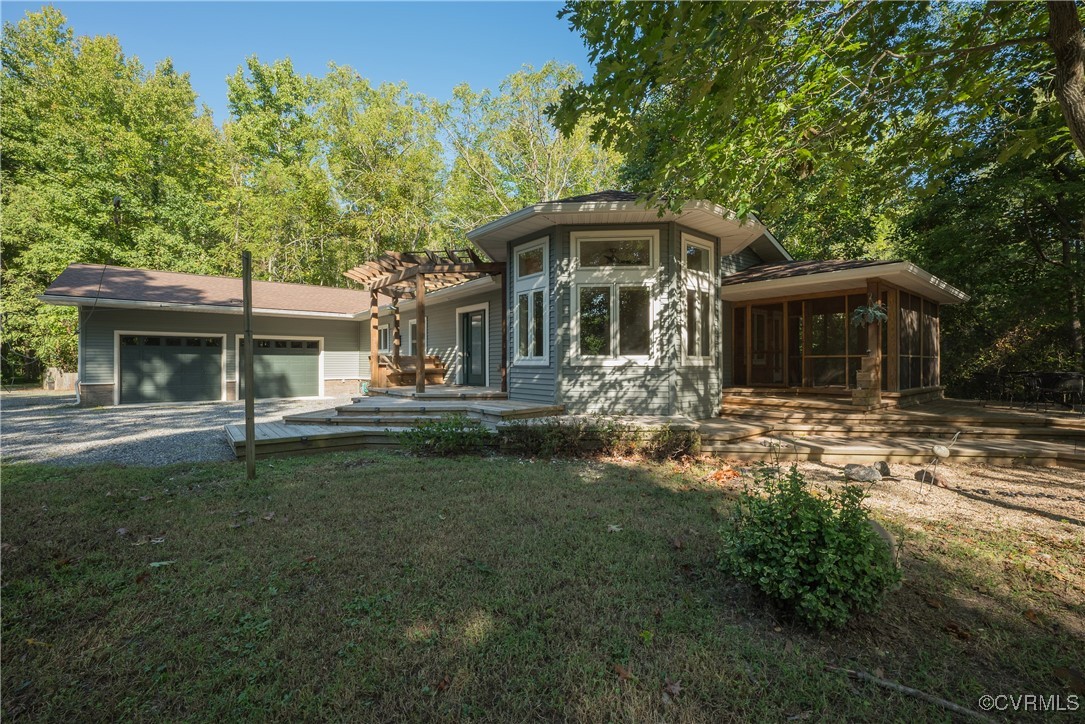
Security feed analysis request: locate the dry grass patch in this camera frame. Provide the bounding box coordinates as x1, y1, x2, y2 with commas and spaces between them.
1, 452, 1082, 721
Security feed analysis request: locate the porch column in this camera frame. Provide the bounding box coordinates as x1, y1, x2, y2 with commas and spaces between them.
369, 290, 380, 387
392, 300, 402, 368
500, 268, 508, 392
867, 279, 883, 389
415, 273, 426, 393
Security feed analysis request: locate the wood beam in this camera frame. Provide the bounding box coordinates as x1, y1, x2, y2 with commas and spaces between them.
369, 290, 380, 387
392, 302, 402, 368
415, 274, 426, 393
367, 263, 504, 292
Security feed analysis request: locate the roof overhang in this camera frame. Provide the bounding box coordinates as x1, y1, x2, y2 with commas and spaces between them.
38, 295, 363, 320
719, 262, 969, 305
467, 199, 776, 261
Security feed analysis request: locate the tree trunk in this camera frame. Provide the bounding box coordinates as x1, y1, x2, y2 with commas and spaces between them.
1049, 1, 1085, 157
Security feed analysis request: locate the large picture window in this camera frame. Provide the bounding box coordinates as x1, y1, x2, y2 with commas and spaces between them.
513, 238, 548, 364
572, 230, 659, 362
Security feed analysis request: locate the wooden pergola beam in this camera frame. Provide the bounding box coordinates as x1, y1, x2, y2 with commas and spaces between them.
366, 263, 504, 293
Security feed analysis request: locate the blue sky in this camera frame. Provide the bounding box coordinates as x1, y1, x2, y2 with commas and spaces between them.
1, 1, 592, 123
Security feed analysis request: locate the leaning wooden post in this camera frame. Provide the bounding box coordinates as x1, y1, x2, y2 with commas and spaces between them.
242, 251, 256, 480
416, 274, 426, 393
369, 290, 380, 387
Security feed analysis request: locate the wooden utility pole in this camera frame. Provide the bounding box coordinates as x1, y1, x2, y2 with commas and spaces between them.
242, 251, 256, 480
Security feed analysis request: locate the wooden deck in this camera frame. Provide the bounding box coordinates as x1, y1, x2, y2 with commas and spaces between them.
703, 394, 1085, 468
224, 396, 564, 459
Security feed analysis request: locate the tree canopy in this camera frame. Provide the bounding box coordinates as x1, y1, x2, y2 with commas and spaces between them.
0, 8, 618, 378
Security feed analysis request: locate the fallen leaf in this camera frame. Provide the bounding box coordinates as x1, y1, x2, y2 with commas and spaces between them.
1054, 666, 1085, 696
607, 524, 622, 533
150, 537, 166, 545
706, 467, 740, 484
302, 555, 317, 563
613, 663, 633, 681
149, 560, 175, 568
115, 528, 128, 537
138, 495, 153, 502
787, 712, 813, 721
262, 512, 275, 522
25, 638, 52, 647
663, 678, 681, 697
943, 621, 972, 641
923, 595, 943, 609
135, 571, 150, 585
670, 536, 684, 550
436, 674, 452, 693
1023, 609, 1041, 625
54, 557, 76, 568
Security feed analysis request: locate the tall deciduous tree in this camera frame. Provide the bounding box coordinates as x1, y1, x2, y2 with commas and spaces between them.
435, 62, 621, 238
1, 8, 224, 374
553, 1, 1084, 214
321, 65, 444, 259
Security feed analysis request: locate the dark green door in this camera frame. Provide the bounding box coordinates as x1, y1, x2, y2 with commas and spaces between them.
239, 338, 320, 399
119, 335, 223, 404
461, 310, 486, 386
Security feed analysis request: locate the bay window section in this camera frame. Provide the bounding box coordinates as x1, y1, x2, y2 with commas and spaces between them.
513, 239, 548, 364
572, 230, 659, 363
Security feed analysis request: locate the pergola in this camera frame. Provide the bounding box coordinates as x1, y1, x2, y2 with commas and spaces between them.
344, 249, 505, 393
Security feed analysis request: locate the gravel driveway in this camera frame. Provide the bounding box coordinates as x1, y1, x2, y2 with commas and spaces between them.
1, 393, 355, 467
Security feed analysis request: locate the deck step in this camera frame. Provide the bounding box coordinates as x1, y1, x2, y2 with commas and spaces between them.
224, 422, 403, 459
364, 387, 508, 400
702, 435, 1085, 469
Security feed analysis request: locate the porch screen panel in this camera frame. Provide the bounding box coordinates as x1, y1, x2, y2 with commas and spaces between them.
733, 307, 747, 386
806, 296, 847, 386
787, 302, 803, 387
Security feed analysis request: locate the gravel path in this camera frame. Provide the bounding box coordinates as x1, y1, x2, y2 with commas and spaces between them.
1, 393, 355, 467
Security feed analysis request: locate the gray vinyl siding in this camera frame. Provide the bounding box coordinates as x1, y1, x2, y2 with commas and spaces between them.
507, 232, 557, 404
720, 248, 764, 276
720, 300, 735, 387
372, 287, 503, 387
79, 307, 363, 385
557, 222, 678, 415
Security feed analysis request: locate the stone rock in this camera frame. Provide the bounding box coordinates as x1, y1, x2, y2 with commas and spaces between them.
874, 460, 892, 477
914, 469, 946, 487
844, 463, 882, 482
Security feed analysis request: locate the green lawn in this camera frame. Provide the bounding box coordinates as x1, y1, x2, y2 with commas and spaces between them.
2, 452, 1081, 721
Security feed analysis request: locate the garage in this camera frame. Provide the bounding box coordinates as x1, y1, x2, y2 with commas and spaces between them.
119, 335, 224, 404
239, 338, 321, 399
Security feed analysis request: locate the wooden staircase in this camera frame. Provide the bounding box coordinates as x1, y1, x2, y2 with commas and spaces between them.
223, 393, 564, 459
702, 393, 1085, 468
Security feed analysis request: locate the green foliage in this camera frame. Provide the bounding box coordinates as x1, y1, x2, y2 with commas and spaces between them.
720, 466, 900, 629
396, 414, 496, 456
434, 62, 621, 239
554, 2, 1073, 215
850, 303, 888, 328
499, 417, 699, 461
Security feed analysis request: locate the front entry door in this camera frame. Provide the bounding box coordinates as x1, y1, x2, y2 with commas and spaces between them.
750, 303, 785, 385
461, 310, 486, 386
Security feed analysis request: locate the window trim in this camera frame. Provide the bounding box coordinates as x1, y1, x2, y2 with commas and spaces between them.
511, 237, 549, 367
377, 324, 391, 353
682, 233, 716, 365
570, 229, 660, 366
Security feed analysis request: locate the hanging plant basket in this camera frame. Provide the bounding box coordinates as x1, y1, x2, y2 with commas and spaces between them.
850, 302, 888, 328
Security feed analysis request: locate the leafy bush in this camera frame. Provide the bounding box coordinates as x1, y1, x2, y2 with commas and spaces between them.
396, 414, 495, 456
720, 466, 900, 629
499, 417, 699, 461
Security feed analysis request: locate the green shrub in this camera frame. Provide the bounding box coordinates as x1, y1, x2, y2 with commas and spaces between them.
499, 417, 698, 461
396, 414, 495, 456
720, 465, 900, 629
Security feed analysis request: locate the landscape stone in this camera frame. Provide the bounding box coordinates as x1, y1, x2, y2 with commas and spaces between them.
874, 460, 892, 477
914, 469, 946, 487
843, 463, 882, 482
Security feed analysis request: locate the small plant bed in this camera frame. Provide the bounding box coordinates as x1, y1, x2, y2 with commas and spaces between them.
2, 454, 1082, 721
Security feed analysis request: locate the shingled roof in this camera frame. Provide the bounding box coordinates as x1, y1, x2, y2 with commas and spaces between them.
720, 259, 900, 285
42, 264, 371, 317
550, 190, 643, 204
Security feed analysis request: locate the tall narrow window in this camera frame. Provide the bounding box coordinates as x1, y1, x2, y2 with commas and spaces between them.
378, 325, 390, 353
513, 239, 548, 364
683, 235, 714, 361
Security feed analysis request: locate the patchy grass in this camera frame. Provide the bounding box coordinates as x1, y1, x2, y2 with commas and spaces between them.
2, 453, 1082, 721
